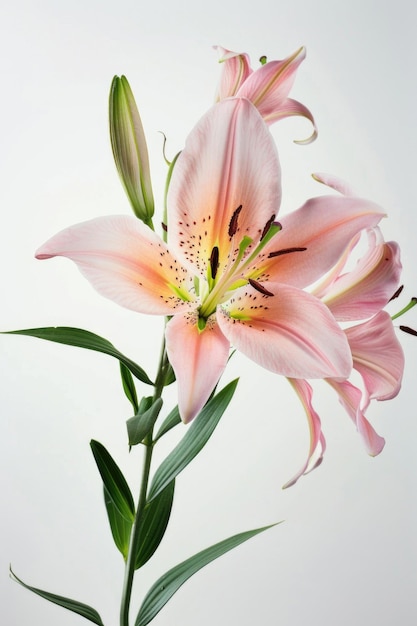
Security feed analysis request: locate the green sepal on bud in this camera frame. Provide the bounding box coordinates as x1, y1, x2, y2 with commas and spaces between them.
109, 75, 155, 225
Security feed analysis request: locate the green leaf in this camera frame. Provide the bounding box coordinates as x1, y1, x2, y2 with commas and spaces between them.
135, 523, 278, 626
148, 379, 238, 502
120, 362, 139, 413
3, 327, 153, 385
103, 486, 132, 559
135, 480, 175, 569
10, 567, 105, 625
154, 405, 181, 442
127, 397, 163, 446
90, 440, 135, 523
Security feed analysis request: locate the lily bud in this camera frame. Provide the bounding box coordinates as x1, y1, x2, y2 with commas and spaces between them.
109, 76, 154, 224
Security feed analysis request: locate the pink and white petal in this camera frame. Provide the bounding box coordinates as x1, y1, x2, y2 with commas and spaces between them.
236, 48, 306, 114
262, 98, 317, 143
322, 240, 402, 320
168, 98, 281, 279
257, 195, 385, 289
327, 379, 385, 456
36, 215, 195, 316
217, 283, 352, 379
312, 172, 356, 197
312, 232, 362, 299
165, 312, 230, 423
283, 378, 326, 488
346, 311, 404, 400
214, 46, 252, 100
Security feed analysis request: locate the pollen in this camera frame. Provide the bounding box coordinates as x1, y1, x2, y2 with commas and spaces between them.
248, 279, 274, 296
228, 204, 242, 237
260, 214, 276, 240
210, 246, 219, 279
268, 247, 307, 258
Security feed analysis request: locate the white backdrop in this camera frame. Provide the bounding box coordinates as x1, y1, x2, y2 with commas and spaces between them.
1, 1, 416, 625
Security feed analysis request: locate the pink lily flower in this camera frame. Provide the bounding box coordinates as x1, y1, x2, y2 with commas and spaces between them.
284, 182, 404, 485
215, 45, 317, 142
36, 99, 385, 423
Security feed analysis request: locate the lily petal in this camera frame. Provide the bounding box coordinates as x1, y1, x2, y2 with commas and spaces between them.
165, 312, 230, 423
312, 172, 356, 197
346, 311, 404, 400
235, 48, 316, 138
168, 98, 281, 279
214, 46, 252, 100
283, 378, 326, 488
264, 98, 317, 143
217, 283, 352, 379
327, 379, 385, 456
236, 47, 305, 113
36, 215, 195, 315
257, 195, 385, 289
321, 237, 402, 321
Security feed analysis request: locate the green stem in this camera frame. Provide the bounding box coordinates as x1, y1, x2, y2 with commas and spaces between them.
119, 331, 170, 626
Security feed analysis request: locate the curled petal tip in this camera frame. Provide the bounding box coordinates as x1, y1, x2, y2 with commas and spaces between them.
311, 172, 356, 196
294, 127, 318, 145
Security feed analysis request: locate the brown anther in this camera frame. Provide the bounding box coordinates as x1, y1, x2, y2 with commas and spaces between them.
260, 214, 276, 240
267, 247, 307, 258
389, 285, 404, 301
248, 278, 274, 296
161, 222, 167, 232
210, 246, 219, 279
228, 205, 242, 237
400, 325, 417, 337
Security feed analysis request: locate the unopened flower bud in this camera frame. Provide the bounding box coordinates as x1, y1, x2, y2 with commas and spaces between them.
109, 76, 154, 224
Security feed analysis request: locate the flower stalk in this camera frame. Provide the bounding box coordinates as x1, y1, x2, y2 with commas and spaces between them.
120, 331, 170, 626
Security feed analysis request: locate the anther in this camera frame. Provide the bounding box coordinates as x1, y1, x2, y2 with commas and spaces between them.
268, 247, 307, 258
210, 246, 219, 279
400, 325, 417, 337
389, 285, 404, 301
249, 278, 274, 296
161, 222, 167, 232
260, 214, 276, 240
228, 205, 242, 237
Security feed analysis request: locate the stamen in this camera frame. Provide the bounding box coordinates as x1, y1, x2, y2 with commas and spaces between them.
161, 222, 167, 232
389, 284, 404, 301
198, 316, 207, 331
268, 247, 307, 258
391, 297, 417, 320
228, 205, 242, 237
248, 278, 274, 296
210, 246, 219, 279
400, 325, 417, 337
260, 214, 276, 240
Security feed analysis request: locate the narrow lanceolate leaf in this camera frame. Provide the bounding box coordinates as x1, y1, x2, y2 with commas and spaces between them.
103, 486, 132, 559
10, 567, 105, 626
148, 379, 238, 501
135, 480, 175, 569
3, 327, 153, 385
90, 440, 135, 522
127, 397, 163, 446
154, 405, 181, 442
134, 523, 278, 626
120, 362, 139, 413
